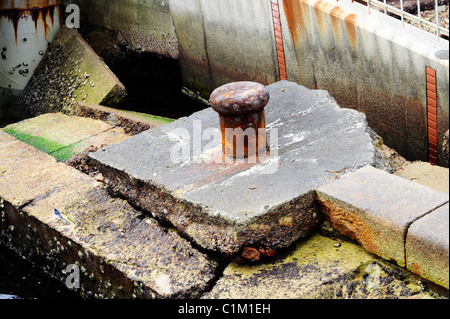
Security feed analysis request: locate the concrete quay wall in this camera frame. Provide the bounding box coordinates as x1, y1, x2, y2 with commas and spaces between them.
62, 0, 449, 165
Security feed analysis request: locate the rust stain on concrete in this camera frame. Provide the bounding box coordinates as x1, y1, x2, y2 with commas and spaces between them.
0, 0, 61, 44
283, 0, 308, 43
329, 6, 344, 42
344, 13, 358, 50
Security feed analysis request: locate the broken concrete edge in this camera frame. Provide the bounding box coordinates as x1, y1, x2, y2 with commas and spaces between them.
0, 132, 221, 299
72, 101, 175, 135
317, 166, 449, 290
21, 26, 128, 116
96, 152, 449, 291
97, 160, 321, 260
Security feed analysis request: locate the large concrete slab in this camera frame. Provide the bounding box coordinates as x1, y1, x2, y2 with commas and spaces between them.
406, 204, 449, 289
0, 133, 219, 298
317, 165, 449, 268
90, 81, 383, 259
21, 26, 127, 115
0, 131, 97, 207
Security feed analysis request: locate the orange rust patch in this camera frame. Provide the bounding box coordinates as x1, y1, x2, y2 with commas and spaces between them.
344, 13, 358, 50
319, 198, 379, 256
283, 0, 308, 43
329, 6, 344, 42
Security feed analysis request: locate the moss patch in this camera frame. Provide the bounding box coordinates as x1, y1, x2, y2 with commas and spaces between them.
2, 128, 77, 162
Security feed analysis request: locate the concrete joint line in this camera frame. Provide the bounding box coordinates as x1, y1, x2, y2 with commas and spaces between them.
402, 200, 450, 271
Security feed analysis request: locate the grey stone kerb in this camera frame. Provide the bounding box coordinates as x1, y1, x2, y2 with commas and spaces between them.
90, 81, 382, 258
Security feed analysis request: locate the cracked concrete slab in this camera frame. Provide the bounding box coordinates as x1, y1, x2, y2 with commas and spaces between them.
90, 81, 383, 259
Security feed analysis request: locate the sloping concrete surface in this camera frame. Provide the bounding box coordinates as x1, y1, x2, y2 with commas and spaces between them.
394, 161, 449, 194
21, 26, 127, 115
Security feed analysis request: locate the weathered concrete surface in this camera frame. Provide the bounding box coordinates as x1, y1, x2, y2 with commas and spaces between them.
72, 101, 174, 135
21, 26, 127, 116
169, 0, 279, 97
2, 113, 130, 162
203, 233, 444, 299
394, 161, 449, 194
0, 131, 98, 207
406, 204, 450, 290
62, 0, 178, 59
317, 165, 449, 268
280, 0, 449, 165
0, 132, 219, 299
90, 81, 383, 259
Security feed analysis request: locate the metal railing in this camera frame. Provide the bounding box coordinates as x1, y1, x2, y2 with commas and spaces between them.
348, 0, 449, 38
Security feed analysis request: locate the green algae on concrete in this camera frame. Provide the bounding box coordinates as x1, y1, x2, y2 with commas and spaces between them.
21, 26, 127, 116
202, 233, 445, 299
3, 113, 130, 162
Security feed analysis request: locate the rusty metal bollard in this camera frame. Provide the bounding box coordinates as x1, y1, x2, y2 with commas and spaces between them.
210, 82, 270, 159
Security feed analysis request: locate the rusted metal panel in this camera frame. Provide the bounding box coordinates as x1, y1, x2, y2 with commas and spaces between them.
0, 0, 61, 89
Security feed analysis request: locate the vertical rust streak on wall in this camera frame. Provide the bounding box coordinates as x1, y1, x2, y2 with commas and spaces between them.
329, 6, 343, 42
0, 5, 60, 44
344, 13, 358, 50
283, 0, 307, 44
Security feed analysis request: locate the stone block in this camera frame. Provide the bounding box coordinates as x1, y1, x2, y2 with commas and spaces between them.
0, 132, 218, 298
317, 165, 449, 267
406, 204, 449, 289
3, 113, 130, 162
17, 186, 219, 299
0, 131, 97, 207
21, 26, 127, 115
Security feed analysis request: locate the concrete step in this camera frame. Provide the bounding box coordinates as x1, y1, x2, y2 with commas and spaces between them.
317, 165, 449, 289
0, 130, 219, 299
3, 113, 130, 162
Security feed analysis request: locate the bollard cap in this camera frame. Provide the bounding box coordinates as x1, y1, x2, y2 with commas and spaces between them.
210, 81, 270, 115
